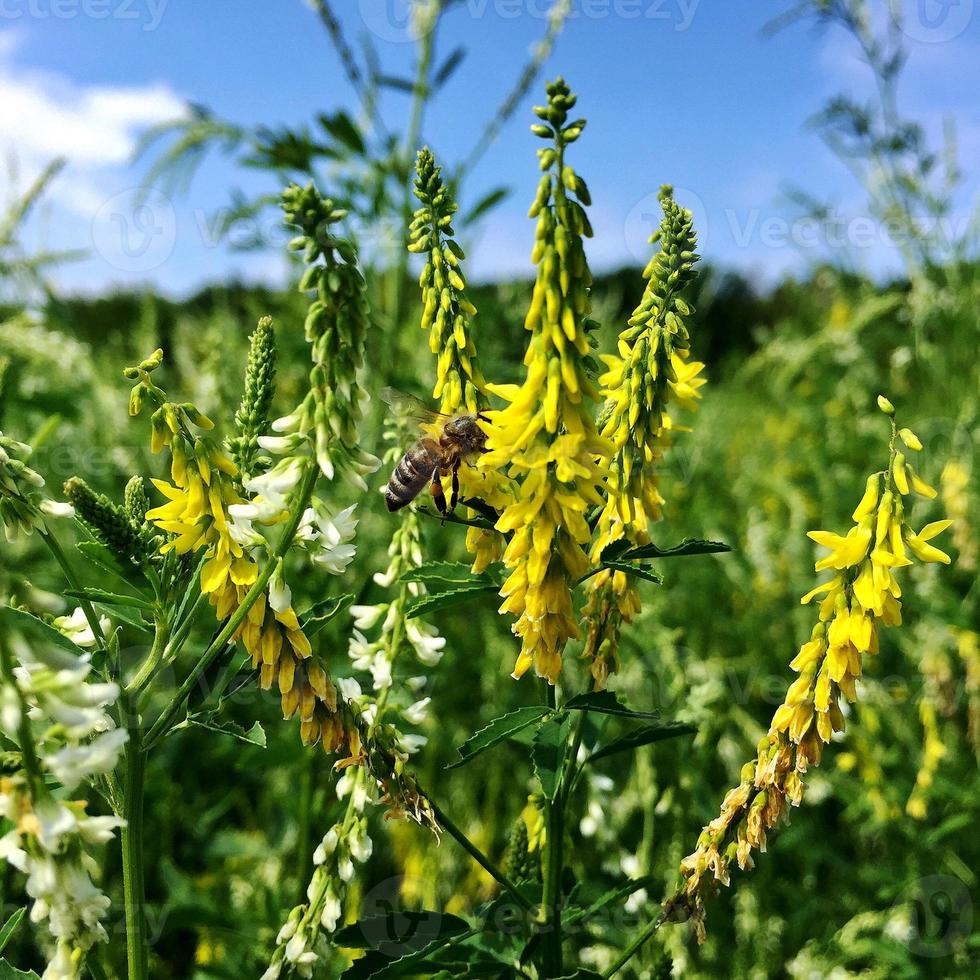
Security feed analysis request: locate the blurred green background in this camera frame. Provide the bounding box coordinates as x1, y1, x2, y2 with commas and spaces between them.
1, 2, 978, 977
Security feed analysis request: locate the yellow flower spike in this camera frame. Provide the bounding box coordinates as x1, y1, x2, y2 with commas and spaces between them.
676, 407, 954, 938
479, 80, 610, 683
131, 348, 348, 760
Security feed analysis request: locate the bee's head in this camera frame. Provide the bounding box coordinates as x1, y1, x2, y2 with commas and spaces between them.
447, 415, 488, 453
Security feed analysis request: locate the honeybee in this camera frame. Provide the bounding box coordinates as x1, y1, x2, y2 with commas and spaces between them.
381, 388, 488, 514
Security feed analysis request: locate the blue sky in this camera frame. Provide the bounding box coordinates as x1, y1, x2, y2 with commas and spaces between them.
3, 0, 978, 296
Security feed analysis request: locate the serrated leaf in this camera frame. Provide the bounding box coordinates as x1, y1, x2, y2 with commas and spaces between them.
401, 561, 491, 587
299, 594, 354, 637
531, 713, 572, 801
405, 583, 497, 620
0, 606, 87, 657
64, 588, 153, 610
564, 690, 659, 720
602, 537, 731, 562
0, 961, 40, 980
0, 908, 25, 955
587, 722, 697, 763
75, 539, 149, 592
87, 602, 152, 635
176, 715, 266, 747
447, 705, 552, 769
600, 560, 663, 585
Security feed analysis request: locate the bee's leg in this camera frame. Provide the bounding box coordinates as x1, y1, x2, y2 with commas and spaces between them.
430, 467, 448, 515
450, 458, 461, 511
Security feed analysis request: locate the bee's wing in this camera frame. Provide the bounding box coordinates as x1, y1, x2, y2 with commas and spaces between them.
380, 387, 447, 427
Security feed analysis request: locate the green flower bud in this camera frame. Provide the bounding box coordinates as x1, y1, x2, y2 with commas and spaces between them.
64, 477, 145, 567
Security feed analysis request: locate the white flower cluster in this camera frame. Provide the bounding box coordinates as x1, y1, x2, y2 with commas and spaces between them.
264, 464, 446, 977
0, 431, 46, 540
0, 629, 127, 979
0, 781, 124, 980
7, 630, 127, 792
226, 423, 360, 575
261, 812, 374, 980
344, 517, 444, 758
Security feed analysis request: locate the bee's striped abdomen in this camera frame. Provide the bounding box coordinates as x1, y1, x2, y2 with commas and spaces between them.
384, 443, 441, 512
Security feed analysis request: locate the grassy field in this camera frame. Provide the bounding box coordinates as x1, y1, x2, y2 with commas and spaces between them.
0, 4, 978, 978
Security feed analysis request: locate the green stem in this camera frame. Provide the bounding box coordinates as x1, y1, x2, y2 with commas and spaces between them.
142, 463, 318, 751
392, 1, 440, 332
40, 526, 108, 650
603, 912, 667, 978
164, 587, 209, 661
120, 708, 148, 980
124, 617, 170, 697
425, 794, 534, 915
294, 751, 318, 904
541, 682, 563, 976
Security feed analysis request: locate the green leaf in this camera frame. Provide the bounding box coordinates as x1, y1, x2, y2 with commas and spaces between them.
0, 961, 40, 980
0, 908, 26, 955
587, 722, 697, 763
318, 111, 366, 156
602, 537, 732, 562
299, 594, 354, 637
564, 690, 659, 720
447, 705, 552, 769
401, 561, 492, 587
0, 606, 87, 657
377, 74, 415, 92
405, 583, 498, 620
89, 602, 152, 635
334, 910, 469, 953
64, 588, 153, 610
462, 186, 511, 226
75, 539, 147, 590
531, 713, 573, 801
176, 714, 266, 747
600, 560, 663, 585
434, 46, 466, 88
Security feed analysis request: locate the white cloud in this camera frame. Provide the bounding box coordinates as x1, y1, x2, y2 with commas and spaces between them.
0, 32, 185, 217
